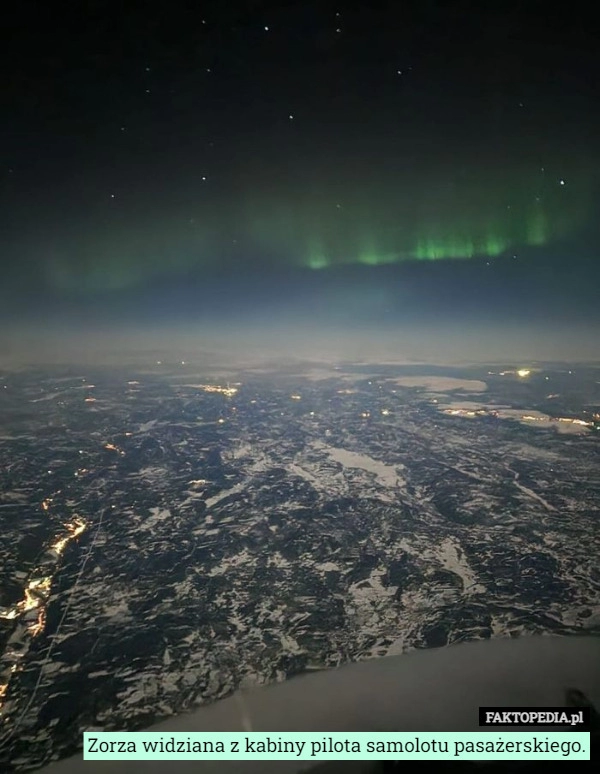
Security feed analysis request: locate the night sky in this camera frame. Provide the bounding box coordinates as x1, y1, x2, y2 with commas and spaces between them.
2, 1, 599, 361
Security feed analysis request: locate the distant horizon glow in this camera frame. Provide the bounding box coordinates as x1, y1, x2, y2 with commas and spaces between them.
1, 319, 599, 368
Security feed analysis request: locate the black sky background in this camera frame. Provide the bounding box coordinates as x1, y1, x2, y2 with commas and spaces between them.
1, 0, 599, 360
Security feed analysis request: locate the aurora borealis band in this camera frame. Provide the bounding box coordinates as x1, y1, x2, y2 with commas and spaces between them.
246, 159, 591, 271
21, 152, 594, 293
1, 0, 599, 309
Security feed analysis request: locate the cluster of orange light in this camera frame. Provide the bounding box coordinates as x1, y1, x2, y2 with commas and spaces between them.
444, 409, 486, 417
45, 520, 85, 562
444, 408, 592, 427
197, 384, 238, 397
0, 515, 87, 713
104, 442, 125, 455
0, 575, 52, 624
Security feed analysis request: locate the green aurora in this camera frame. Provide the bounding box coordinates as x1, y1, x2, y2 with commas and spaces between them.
253, 165, 590, 271
35, 158, 594, 292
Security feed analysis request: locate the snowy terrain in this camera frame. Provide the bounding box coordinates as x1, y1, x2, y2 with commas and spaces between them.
0, 361, 599, 769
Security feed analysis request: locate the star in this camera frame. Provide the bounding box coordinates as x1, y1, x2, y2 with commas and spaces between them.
559, 179, 565, 185
288, 114, 294, 120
